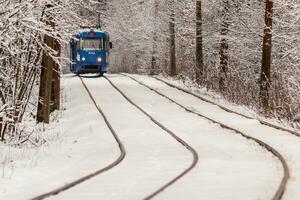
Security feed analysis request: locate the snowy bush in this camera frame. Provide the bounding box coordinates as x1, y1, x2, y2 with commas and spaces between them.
0, 0, 93, 142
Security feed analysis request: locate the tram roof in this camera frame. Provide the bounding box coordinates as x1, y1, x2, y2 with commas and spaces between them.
75, 29, 109, 39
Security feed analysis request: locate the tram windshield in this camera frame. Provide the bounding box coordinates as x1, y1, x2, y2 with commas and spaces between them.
80, 38, 105, 50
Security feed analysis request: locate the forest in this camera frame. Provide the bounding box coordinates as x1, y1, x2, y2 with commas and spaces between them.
0, 0, 299, 142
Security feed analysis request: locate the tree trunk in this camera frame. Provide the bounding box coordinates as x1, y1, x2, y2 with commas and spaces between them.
259, 0, 273, 113
195, 0, 204, 83
150, 0, 159, 75
97, 0, 102, 29
0, 120, 6, 142
169, 6, 176, 76
219, 0, 230, 93
0, 117, 3, 141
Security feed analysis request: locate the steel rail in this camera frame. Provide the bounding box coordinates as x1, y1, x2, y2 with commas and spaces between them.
151, 75, 300, 138
104, 76, 199, 200
31, 76, 126, 200
122, 74, 289, 200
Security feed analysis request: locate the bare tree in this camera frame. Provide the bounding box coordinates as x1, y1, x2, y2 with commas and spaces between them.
169, 2, 176, 76
150, 0, 159, 75
195, 0, 204, 83
0, 0, 86, 141
219, 0, 230, 93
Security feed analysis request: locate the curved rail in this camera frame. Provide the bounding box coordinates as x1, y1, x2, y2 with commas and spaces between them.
151, 75, 300, 138
31, 76, 126, 200
122, 74, 289, 200
104, 76, 199, 200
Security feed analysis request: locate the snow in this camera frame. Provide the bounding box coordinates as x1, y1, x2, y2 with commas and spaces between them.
154, 75, 300, 130
100, 75, 282, 200
127, 74, 300, 200
0, 73, 294, 199
49, 75, 192, 200
0, 75, 120, 200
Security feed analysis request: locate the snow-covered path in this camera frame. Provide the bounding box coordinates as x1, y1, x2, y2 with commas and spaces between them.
49, 76, 193, 200
0, 74, 287, 200
100, 74, 282, 200
0, 75, 121, 200
126, 74, 300, 200
49, 74, 282, 199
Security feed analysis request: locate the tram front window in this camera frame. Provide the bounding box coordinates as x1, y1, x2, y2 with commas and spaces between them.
80, 39, 104, 50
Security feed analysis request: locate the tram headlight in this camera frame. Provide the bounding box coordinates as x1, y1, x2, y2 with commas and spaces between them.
82, 57, 86, 61
97, 57, 102, 62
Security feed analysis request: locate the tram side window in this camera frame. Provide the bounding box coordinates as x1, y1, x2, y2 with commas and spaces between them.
80, 38, 104, 50
103, 38, 106, 50
76, 40, 80, 50
70, 39, 80, 61
103, 39, 111, 50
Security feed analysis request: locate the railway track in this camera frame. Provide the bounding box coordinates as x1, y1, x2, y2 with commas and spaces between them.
31, 74, 291, 200
151, 75, 300, 138
104, 76, 199, 200
32, 75, 199, 200
31, 76, 126, 200
119, 74, 290, 200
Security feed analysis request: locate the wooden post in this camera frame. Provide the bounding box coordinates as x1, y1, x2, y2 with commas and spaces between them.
37, 5, 55, 123
259, 0, 273, 113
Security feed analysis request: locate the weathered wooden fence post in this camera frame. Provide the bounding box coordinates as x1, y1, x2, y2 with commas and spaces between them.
37, 4, 55, 123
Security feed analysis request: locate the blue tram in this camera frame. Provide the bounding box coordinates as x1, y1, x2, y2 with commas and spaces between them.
70, 28, 112, 75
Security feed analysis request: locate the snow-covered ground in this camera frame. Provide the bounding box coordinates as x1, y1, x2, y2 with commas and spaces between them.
49, 75, 193, 200
0, 75, 121, 200
127, 74, 300, 200
102, 75, 282, 200
0, 73, 295, 200
153, 74, 300, 131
